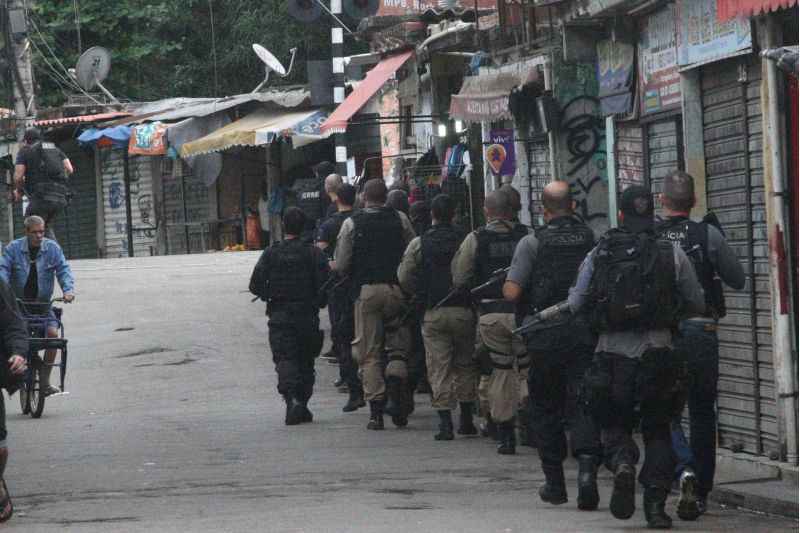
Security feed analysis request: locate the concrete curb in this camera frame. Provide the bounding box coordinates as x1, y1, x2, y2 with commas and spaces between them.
710, 485, 799, 519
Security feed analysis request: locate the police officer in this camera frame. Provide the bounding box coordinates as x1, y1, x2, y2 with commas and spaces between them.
291, 162, 333, 243
332, 178, 416, 430
503, 181, 601, 509
656, 171, 745, 520
569, 185, 705, 529
398, 194, 478, 441
452, 190, 530, 454
316, 183, 365, 413
249, 207, 329, 426
13, 128, 73, 240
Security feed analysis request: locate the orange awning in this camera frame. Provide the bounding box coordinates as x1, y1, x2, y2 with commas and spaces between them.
717, 0, 797, 20
320, 51, 413, 135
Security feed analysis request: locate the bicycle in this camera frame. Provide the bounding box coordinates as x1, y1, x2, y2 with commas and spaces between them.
17, 298, 69, 418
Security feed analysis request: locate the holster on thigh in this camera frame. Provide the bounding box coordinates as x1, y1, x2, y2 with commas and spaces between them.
385, 354, 408, 380
582, 361, 612, 426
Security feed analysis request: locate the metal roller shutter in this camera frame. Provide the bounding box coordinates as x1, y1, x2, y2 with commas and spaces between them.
616, 123, 645, 189
526, 138, 550, 226
646, 117, 682, 215
702, 56, 777, 457
99, 149, 157, 258
51, 141, 98, 259
162, 160, 210, 254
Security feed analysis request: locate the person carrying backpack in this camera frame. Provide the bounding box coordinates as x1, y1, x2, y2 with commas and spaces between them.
13, 128, 73, 241
568, 185, 705, 530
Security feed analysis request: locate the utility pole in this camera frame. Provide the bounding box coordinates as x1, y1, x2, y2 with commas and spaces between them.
330, 0, 348, 179
4, 0, 37, 142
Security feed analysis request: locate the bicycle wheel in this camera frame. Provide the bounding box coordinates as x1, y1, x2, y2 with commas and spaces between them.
19, 379, 30, 415
29, 365, 45, 418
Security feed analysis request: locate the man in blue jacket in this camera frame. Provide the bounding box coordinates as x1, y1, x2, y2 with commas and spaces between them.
0, 215, 75, 396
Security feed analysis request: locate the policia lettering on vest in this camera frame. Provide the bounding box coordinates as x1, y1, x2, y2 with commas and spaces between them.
331, 179, 416, 431
451, 189, 531, 455
568, 185, 706, 529
504, 180, 602, 510
398, 194, 478, 442
249, 207, 330, 426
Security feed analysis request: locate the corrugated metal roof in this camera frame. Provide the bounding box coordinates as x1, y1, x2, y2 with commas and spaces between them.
35, 111, 131, 127
111, 87, 311, 127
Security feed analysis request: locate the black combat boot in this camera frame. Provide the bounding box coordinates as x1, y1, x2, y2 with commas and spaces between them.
367, 401, 384, 430
644, 487, 673, 529
609, 463, 636, 520
577, 454, 599, 511
539, 463, 568, 505
298, 400, 313, 423
342, 385, 366, 412
457, 402, 478, 435
385, 377, 409, 427
284, 395, 304, 426
496, 420, 516, 455
435, 410, 454, 441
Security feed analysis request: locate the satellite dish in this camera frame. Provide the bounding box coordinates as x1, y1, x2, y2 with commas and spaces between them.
75, 46, 111, 91
251, 44, 298, 93
74, 46, 119, 104
288, 0, 322, 23
343, 0, 379, 20
253, 44, 286, 76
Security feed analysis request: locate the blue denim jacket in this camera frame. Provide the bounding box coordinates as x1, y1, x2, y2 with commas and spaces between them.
0, 237, 75, 302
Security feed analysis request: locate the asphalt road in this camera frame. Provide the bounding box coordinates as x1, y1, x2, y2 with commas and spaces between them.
2, 252, 795, 532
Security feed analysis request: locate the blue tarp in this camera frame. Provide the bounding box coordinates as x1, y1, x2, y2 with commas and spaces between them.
77, 126, 133, 148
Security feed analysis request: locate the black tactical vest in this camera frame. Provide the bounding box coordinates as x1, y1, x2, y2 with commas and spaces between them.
26, 142, 69, 205
292, 177, 323, 222
419, 223, 466, 309
656, 216, 719, 318
351, 207, 405, 288
265, 239, 317, 308
474, 221, 529, 300
589, 229, 679, 332
526, 216, 595, 312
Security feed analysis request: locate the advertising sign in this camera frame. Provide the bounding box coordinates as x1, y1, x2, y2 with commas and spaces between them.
597, 39, 635, 115
639, 4, 681, 115
486, 129, 516, 176
677, 0, 752, 67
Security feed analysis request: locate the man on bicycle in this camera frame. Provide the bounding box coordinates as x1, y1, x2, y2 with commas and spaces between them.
0, 215, 74, 396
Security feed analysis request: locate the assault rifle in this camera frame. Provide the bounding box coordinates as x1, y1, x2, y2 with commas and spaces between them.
432, 266, 510, 309
319, 273, 349, 295
512, 300, 571, 336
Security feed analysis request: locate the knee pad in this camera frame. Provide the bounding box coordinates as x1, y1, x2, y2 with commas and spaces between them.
385, 358, 408, 380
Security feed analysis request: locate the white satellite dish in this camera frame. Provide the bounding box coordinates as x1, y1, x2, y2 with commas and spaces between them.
74, 46, 119, 104
251, 44, 298, 93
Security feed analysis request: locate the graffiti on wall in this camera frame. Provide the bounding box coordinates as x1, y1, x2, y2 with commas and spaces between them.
555, 62, 609, 234
102, 152, 157, 257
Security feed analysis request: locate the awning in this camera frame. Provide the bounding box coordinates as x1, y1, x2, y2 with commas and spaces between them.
35, 111, 130, 127
254, 109, 330, 149
180, 108, 328, 157
717, 0, 797, 20
77, 126, 133, 148
449, 71, 522, 122
320, 51, 414, 135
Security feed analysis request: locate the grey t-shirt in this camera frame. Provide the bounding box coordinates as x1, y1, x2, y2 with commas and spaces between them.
505, 233, 541, 290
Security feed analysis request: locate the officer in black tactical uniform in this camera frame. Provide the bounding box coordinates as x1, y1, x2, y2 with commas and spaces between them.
656, 171, 745, 520
503, 181, 601, 509
332, 178, 416, 430
291, 161, 333, 244
569, 186, 705, 529
14, 128, 73, 240
316, 183, 365, 413
452, 190, 530, 454
249, 207, 329, 426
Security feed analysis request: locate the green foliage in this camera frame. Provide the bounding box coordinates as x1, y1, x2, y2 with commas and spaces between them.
28, 0, 362, 107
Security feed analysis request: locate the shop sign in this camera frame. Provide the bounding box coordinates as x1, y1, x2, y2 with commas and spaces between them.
639, 4, 681, 115
597, 39, 635, 115
486, 129, 516, 176
676, 0, 752, 67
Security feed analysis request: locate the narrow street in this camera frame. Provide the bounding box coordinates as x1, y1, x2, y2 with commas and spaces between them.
3, 253, 795, 532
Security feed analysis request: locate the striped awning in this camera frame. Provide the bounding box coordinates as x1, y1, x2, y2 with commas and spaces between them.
716, 0, 797, 20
